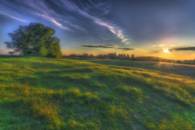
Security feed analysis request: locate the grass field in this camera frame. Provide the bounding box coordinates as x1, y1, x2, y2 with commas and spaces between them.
0, 57, 194, 130
87, 58, 195, 78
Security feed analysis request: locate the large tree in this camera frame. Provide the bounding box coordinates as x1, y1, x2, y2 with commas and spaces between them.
5, 23, 62, 58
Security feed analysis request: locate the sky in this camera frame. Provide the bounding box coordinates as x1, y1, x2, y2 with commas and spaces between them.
0, 0, 195, 59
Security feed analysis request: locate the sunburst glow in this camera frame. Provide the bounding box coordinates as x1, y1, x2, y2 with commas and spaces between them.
163, 48, 171, 54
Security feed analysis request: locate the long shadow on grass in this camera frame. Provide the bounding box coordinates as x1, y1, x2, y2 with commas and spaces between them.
16, 66, 100, 90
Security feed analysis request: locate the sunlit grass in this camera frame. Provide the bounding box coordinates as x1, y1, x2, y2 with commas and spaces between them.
0, 57, 194, 130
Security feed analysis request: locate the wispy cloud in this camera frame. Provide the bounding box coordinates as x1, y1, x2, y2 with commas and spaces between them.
0, 0, 130, 44
0, 11, 28, 23
36, 13, 70, 31
0, 0, 82, 31
95, 19, 129, 45
27, 0, 73, 31
57, 0, 130, 45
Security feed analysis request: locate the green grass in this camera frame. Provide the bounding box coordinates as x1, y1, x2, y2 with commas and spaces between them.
0, 57, 194, 130
86, 58, 195, 78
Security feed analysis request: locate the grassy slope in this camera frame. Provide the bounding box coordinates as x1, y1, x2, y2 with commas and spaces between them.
0, 57, 194, 130
86, 58, 195, 78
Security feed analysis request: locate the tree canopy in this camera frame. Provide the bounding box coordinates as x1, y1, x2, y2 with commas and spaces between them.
5, 23, 62, 58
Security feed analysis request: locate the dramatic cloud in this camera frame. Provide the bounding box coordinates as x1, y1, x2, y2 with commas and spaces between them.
117, 47, 134, 51
171, 46, 195, 51
82, 44, 113, 49
55, 0, 130, 44
82, 44, 134, 51
0, 0, 195, 49
0, 0, 130, 45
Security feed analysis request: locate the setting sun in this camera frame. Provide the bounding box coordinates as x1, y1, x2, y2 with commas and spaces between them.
163, 48, 171, 54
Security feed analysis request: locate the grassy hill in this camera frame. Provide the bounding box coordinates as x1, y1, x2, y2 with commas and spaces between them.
86, 58, 195, 78
0, 57, 194, 130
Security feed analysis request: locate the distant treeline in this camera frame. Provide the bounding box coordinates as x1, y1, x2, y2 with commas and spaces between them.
64, 53, 195, 64
65, 53, 136, 60
1, 53, 195, 65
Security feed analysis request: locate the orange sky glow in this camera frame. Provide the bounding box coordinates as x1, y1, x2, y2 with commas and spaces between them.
62, 48, 195, 60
